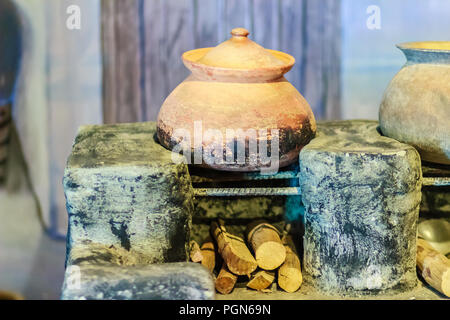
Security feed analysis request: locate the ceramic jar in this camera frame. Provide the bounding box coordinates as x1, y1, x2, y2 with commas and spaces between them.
379, 42, 450, 165
157, 28, 316, 172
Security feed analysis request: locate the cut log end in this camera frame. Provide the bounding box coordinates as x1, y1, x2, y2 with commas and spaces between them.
247, 270, 275, 291
256, 241, 286, 270
278, 235, 303, 293
247, 221, 286, 271
215, 277, 236, 295
278, 268, 302, 293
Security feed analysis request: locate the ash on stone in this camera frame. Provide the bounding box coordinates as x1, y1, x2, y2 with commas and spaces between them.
63, 122, 193, 264
61, 122, 215, 300
300, 120, 422, 295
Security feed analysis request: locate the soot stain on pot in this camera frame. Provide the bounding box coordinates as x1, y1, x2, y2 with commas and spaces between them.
157, 117, 316, 171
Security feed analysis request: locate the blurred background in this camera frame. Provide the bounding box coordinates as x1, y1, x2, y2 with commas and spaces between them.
0, 0, 449, 299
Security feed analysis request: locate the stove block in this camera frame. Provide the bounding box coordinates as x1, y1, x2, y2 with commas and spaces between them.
300, 120, 422, 295
62, 243, 215, 300
63, 122, 193, 264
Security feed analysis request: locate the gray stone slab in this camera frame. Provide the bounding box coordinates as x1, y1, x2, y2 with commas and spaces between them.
63, 122, 193, 264
62, 244, 215, 300
299, 120, 422, 295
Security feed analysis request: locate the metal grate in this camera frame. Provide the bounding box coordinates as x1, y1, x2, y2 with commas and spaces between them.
190, 161, 450, 197
190, 164, 300, 197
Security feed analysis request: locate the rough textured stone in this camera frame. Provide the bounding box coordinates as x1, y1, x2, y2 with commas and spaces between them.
62, 244, 215, 300
63, 122, 193, 264
300, 120, 422, 295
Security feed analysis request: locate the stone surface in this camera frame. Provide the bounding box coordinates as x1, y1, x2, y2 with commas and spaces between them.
62, 244, 215, 300
63, 122, 193, 264
300, 120, 422, 295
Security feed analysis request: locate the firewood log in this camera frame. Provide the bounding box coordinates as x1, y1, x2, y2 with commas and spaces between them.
246, 220, 286, 270
417, 238, 450, 297
200, 236, 216, 272
189, 240, 203, 263
211, 220, 257, 276
278, 235, 303, 293
247, 270, 275, 291
215, 262, 238, 294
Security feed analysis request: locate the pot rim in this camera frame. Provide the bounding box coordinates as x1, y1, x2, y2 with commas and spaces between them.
397, 41, 450, 53
182, 48, 295, 82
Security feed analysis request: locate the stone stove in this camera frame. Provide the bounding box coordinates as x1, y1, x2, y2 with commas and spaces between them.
61, 120, 449, 300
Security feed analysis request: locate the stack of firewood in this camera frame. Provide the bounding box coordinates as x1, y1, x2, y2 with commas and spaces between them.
189, 219, 303, 294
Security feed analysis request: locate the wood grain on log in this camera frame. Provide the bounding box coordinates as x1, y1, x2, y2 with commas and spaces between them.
211, 220, 257, 276
215, 262, 238, 294
247, 220, 286, 270
247, 270, 275, 291
189, 240, 203, 263
200, 236, 216, 273
417, 238, 450, 297
278, 235, 303, 293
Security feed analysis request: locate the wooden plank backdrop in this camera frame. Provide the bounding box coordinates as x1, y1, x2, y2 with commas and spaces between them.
102, 0, 341, 123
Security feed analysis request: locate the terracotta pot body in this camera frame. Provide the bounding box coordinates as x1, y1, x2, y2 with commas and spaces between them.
157, 28, 316, 172
379, 42, 450, 165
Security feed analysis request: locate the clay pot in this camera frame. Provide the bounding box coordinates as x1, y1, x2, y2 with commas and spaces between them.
157, 28, 316, 172
379, 42, 450, 165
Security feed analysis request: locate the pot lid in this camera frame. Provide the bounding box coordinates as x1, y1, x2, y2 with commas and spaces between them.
182, 28, 295, 81
198, 28, 285, 69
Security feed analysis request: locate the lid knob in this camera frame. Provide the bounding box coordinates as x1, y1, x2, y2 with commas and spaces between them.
231, 28, 249, 38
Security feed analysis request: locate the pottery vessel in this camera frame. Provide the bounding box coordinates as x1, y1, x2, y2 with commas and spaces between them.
379, 41, 450, 165
157, 28, 316, 172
